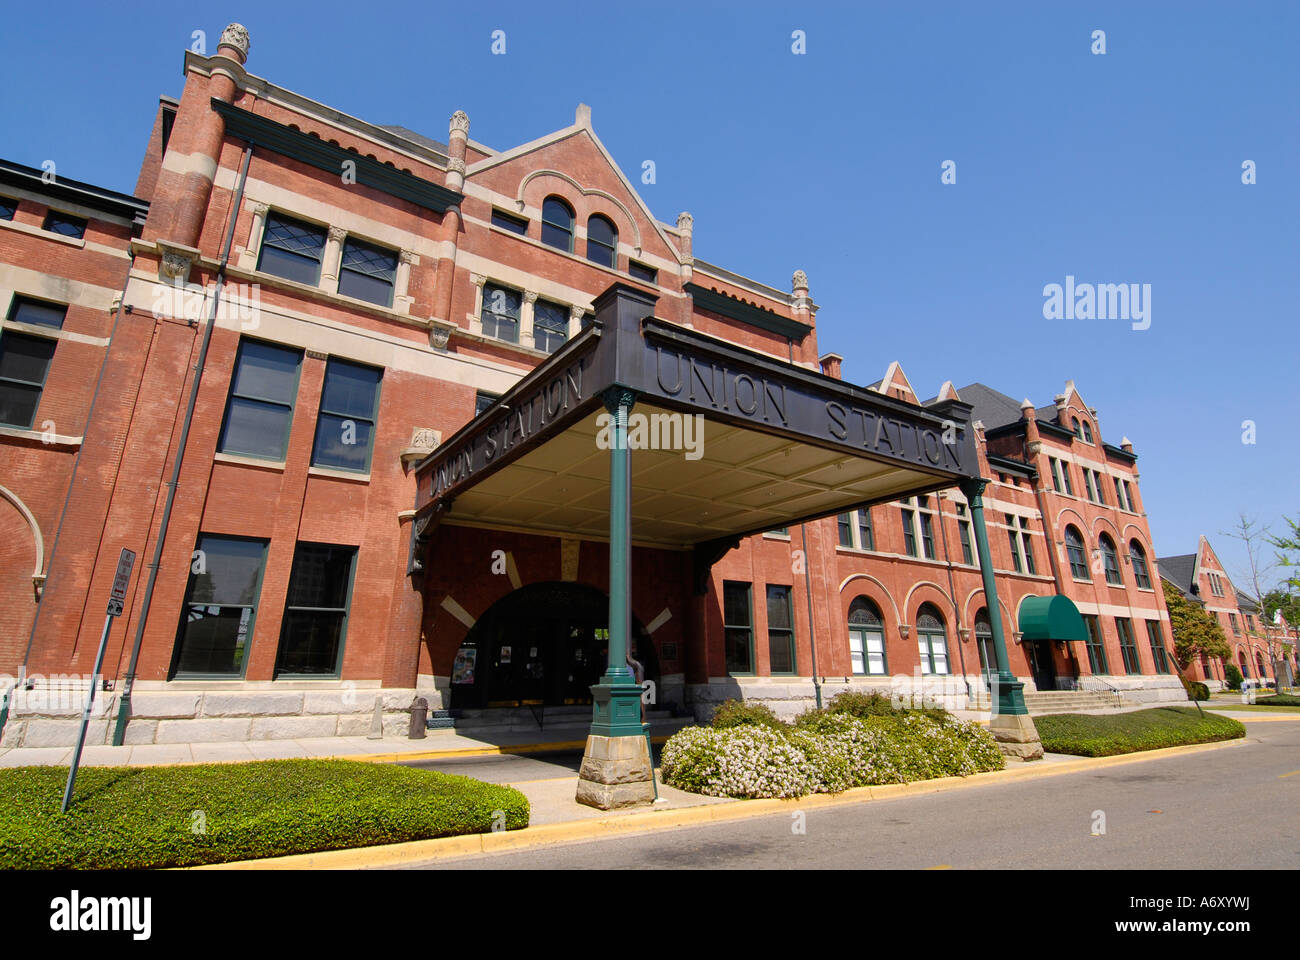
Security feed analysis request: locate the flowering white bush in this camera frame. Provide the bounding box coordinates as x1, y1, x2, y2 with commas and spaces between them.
661, 711, 1004, 799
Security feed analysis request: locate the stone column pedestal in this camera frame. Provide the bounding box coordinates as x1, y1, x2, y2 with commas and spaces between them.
575, 733, 655, 809
988, 712, 1044, 761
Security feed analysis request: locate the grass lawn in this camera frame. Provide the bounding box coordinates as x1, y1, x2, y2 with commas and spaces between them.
1035, 707, 1246, 758
0, 759, 529, 870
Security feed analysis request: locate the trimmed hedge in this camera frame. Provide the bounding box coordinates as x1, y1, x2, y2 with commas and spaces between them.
1257, 693, 1300, 707
1035, 707, 1245, 758
0, 759, 529, 870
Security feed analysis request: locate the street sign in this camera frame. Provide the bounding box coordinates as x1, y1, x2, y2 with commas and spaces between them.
106, 549, 136, 617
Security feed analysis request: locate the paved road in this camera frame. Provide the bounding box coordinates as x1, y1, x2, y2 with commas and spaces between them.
406, 724, 1300, 869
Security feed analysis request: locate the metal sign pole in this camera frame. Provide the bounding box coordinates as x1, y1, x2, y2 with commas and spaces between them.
62, 548, 134, 813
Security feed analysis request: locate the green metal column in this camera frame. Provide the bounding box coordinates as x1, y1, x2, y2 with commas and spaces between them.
589, 387, 645, 738
959, 478, 1028, 716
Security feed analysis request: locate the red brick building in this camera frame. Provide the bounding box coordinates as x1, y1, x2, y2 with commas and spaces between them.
1, 23, 1190, 747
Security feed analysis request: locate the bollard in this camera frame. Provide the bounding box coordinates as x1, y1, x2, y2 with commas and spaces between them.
408, 696, 428, 739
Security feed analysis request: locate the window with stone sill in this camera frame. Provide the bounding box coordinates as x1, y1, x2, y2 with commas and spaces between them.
42, 210, 86, 239
481, 283, 521, 344
258, 213, 327, 286
533, 299, 568, 354
338, 236, 397, 307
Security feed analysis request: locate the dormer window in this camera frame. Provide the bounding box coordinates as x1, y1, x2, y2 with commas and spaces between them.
541, 196, 574, 253
586, 215, 617, 268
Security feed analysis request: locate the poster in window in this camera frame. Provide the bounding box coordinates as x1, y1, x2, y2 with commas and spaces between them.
499, 645, 512, 665
451, 647, 477, 685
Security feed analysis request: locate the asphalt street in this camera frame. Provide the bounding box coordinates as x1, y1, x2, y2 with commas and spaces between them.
405, 723, 1299, 869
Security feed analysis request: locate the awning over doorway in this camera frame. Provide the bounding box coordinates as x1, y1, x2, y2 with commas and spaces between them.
412, 283, 983, 553
1018, 594, 1089, 643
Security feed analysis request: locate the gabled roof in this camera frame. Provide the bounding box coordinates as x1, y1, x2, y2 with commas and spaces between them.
954, 383, 1025, 430
1157, 553, 1199, 600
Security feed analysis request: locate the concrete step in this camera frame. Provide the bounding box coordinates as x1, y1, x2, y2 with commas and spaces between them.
430, 705, 677, 734
1021, 689, 1126, 715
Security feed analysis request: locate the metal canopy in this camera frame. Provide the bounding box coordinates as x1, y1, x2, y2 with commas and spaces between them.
1018, 594, 1090, 643
413, 283, 981, 550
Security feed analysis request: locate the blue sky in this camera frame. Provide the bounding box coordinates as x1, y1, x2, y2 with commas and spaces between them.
2, 1, 1296, 591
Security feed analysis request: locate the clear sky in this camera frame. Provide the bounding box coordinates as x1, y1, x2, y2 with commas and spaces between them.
2, 0, 1296, 592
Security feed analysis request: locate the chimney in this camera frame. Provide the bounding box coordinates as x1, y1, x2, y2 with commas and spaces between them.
446, 110, 469, 192
819, 352, 843, 379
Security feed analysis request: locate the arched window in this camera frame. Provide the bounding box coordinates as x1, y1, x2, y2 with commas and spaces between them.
1080, 419, 1094, 443
1257, 653, 1268, 679
1071, 417, 1082, 439
1129, 540, 1151, 589
1099, 534, 1122, 586
541, 196, 574, 252
848, 596, 886, 675
974, 608, 995, 678
1065, 526, 1089, 580
586, 215, 617, 268
916, 603, 949, 675
1238, 650, 1250, 678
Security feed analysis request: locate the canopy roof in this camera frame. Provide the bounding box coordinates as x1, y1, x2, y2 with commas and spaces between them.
1018, 594, 1089, 643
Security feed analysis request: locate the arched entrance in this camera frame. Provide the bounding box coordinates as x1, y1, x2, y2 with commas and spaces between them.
449, 582, 657, 710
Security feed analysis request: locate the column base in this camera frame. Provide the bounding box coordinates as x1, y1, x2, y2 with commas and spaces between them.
988, 712, 1044, 761
575, 734, 655, 809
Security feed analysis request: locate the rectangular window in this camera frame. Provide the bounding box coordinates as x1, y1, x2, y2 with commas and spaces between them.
849, 626, 887, 676
1114, 477, 1128, 511
0, 196, 16, 220
218, 339, 303, 461
1007, 514, 1024, 573
257, 213, 327, 285
766, 585, 796, 674
1021, 522, 1037, 575
857, 509, 874, 551
901, 506, 917, 557
1116, 617, 1141, 674
1082, 614, 1109, 674
7, 296, 67, 329
481, 283, 521, 343
628, 261, 658, 284
274, 542, 357, 677
172, 535, 268, 677
1229, 613, 1240, 636
1094, 471, 1106, 504
919, 511, 935, 559
1061, 463, 1075, 497
533, 299, 568, 354
1146, 620, 1170, 674
311, 358, 381, 472
0, 330, 57, 429
42, 210, 86, 238
1122, 480, 1134, 512
1049, 458, 1063, 493
956, 504, 974, 566
491, 208, 529, 235
475, 391, 500, 416
837, 513, 853, 547
338, 237, 398, 307
1246, 614, 1255, 632
723, 581, 753, 675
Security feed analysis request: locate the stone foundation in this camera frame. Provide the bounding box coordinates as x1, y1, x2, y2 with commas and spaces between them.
987, 711, 1045, 761
575, 734, 655, 809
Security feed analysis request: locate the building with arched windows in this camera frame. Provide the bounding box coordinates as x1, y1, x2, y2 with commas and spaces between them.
1, 22, 1198, 753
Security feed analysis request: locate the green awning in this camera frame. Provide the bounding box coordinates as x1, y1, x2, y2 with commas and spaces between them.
1018, 594, 1089, 643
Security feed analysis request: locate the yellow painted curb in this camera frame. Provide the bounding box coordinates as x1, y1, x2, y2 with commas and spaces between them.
192, 735, 1248, 870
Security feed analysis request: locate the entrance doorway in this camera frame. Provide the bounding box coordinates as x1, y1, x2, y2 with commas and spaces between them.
448, 582, 657, 710
1027, 637, 1057, 691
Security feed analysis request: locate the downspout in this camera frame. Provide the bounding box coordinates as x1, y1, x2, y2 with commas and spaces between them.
936, 493, 972, 702
789, 335, 822, 708
110, 142, 254, 746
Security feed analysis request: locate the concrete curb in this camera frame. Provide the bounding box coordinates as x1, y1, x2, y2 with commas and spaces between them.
193, 735, 1249, 870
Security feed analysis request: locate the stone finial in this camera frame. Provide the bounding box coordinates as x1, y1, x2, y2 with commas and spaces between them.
218, 23, 251, 64
575, 103, 592, 128
676, 211, 694, 235
792, 269, 809, 292
449, 110, 470, 137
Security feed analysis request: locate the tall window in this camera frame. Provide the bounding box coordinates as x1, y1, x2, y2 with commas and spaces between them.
586, 215, 617, 268
1099, 534, 1122, 586
312, 358, 382, 472
956, 503, 975, 566
857, 509, 875, 551
901, 503, 918, 557
1080, 420, 1094, 443
1146, 620, 1170, 674
1060, 461, 1075, 496
848, 597, 886, 675
1129, 540, 1152, 589
918, 500, 936, 560
481, 283, 521, 343
974, 608, 995, 678
1049, 458, 1064, 493
1082, 614, 1109, 674
541, 196, 574, 252
1122, 480, 1135, 512
1229, 613, 1240, 636
0, 330, 57, 429
767, 585, 796, 674
258, 213, 326, 285
837, 513, 853, 547
916, 604, 949, 675
172, 535, 268, 677
1116, 617, 1141, 673
533, 299, 568, 354
274, 542, 357, 676
218, 340, 303, 460
1113, 477, 1129, 511
723, 581, 753, 675
338, 237, 398, 307
43, 210, 87, 239
1065, 526, 1089, 580
1007, 514, 1025, 573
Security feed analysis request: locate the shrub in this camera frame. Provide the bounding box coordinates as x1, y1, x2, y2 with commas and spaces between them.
1188, 681, 1210, 701
1035, 707, 1245, 758
1224, 663, 1244, 691
1256, 693, 1300, 707
0, 759, 529, 870
794, 690, 950, 728
662, 711, 1004, 799
709, 699, 786, 730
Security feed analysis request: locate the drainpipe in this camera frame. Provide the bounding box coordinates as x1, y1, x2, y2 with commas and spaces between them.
110, 142, 254, 746
936, 493, 973, 702
799, 523, 823, 710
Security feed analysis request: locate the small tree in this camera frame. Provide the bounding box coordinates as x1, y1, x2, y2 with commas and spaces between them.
1224, 662, 1244, 691
1163, 580, 1232, 673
